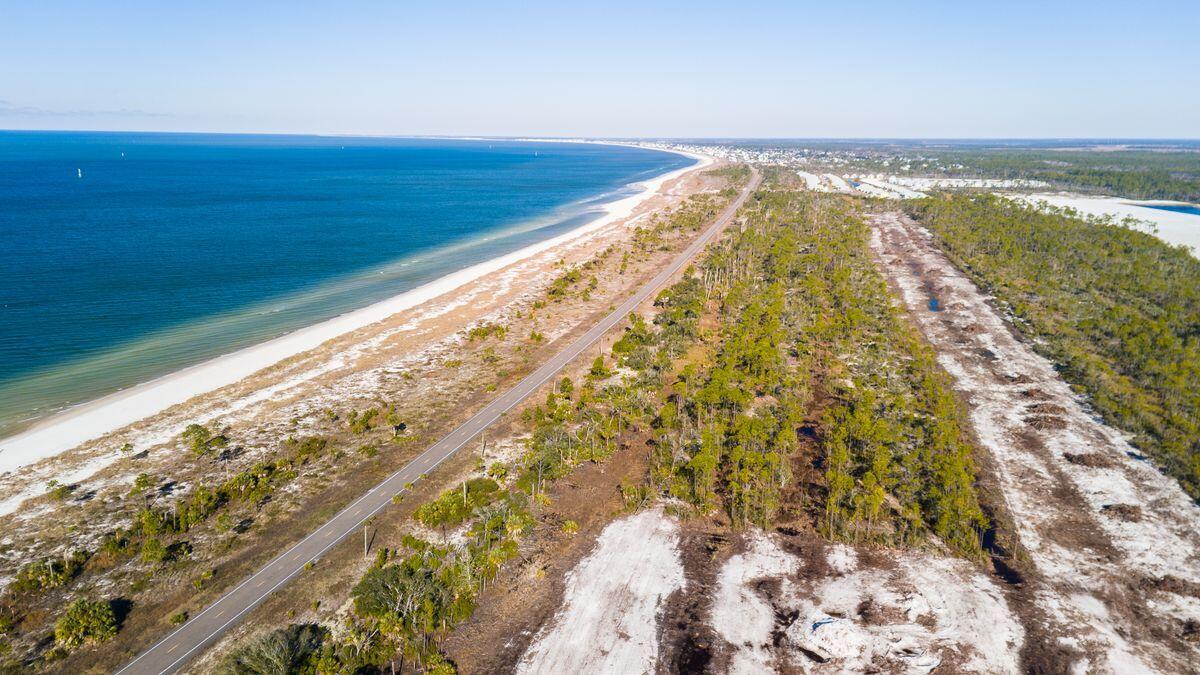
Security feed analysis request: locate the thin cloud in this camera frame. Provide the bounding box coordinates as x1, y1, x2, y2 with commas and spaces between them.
0, 99, 170, 118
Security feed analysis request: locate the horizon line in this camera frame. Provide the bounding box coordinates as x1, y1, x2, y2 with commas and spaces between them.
2, 128, 1199, 143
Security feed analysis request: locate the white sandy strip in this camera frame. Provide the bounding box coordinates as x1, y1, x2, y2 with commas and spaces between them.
871, 213, 1200, 673
0, 145, 711, 477
858, 177, 926, 199
1013, 193, 1200, 254
852, 180, 898, 199
518, 509, 685, 674
822, 174, 851, 192
709, 532, 1021, 674
892, 177, 1048, 190
796, 171, 825, 191
711, 531, 796, 674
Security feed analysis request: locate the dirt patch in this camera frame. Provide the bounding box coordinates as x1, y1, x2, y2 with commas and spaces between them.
657, 523, 739, 675
1063, 452, 1116, 469
1102, 503, 1144, 522
1024, 414, 1067, 430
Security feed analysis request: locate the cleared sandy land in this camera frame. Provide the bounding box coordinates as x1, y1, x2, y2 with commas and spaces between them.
855, 177, 926, 199
795, 171, 826, 191
710, 532, 1021, 674
517, 508, 685, 674
871, 211, 1200, 673
519, 511, 1023, 674
823, 174, 851, 192
892, 177, 1049, 190
1014, 193, 1200, 254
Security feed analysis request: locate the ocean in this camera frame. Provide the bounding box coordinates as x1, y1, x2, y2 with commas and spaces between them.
0, 132, 692, 437
1142, 203, 1200, 216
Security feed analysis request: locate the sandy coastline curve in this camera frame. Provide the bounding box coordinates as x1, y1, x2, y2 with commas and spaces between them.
0, 143, 712, 476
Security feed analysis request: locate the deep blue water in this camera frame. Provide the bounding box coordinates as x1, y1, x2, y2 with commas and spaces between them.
1141, 203, 1200, 216
0, 132, 691, 434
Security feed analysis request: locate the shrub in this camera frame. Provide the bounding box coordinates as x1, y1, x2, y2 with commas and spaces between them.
216, 623, 327, 675
141, 537, 168, 564
347, 410, 377, 435
415, 478, 501, 530
467, 322, 507, 341
587, 356, 611, 380
284, 435, 328, 463
54, 598, 117, 649
46, 480, 73, 501
182, 423, 228, 456
12, 551, 88, 593
129, 472, 156, 496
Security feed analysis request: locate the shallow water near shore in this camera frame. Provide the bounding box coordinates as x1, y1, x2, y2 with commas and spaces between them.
0, 132, 691, 436
1142, 203, 1200, 216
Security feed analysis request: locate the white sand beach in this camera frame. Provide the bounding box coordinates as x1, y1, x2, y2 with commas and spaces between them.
1016, 193, 1200, 254
0, 145, 711, 479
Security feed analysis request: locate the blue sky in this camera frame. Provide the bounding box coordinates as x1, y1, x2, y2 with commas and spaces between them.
1, 0, 1196, 138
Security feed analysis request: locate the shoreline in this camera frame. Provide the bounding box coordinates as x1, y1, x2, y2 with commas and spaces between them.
1014, 192, 1200, 254
0, 143, 712, 476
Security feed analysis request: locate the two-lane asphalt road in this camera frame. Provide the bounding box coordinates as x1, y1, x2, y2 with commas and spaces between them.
118, 166, 759, 674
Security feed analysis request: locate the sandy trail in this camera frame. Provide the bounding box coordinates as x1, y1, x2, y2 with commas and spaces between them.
870, 211, 1200, 674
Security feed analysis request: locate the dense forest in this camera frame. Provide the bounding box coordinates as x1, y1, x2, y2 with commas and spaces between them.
907, 194, 1200, 500
651, 188, 987, 554
937, 149, 1200, 202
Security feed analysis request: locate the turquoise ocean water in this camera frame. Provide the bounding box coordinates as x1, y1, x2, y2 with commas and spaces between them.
0, 132, 692, 436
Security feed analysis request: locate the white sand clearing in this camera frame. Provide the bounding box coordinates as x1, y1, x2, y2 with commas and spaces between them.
857, 177, 926, 199
796, 171, 825, 191
1014, 193, 1200, 254
852, 180, 898, 199
517, 508, 685, 674
823, 174, 851, 192
710, 532, 1022, 674
891, 177, 1048, 190
710, 531, 796, 673
0, 146, 710, 477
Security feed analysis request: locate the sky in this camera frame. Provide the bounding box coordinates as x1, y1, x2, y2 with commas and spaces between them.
1, 0, 1197, 138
